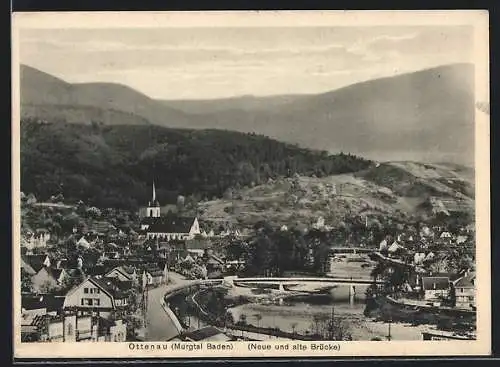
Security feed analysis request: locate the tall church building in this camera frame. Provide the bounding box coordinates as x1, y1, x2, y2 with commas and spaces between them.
139, 181, 201, 241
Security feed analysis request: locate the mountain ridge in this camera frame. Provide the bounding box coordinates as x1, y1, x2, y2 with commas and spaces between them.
20, 63, 475, 165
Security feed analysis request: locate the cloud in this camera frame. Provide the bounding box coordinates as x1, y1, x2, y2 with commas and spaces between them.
18, 26, 474, 99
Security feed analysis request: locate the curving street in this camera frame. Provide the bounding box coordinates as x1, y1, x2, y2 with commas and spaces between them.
145, 272, 193, 341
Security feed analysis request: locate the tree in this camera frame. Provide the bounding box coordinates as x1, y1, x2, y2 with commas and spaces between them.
253, 313, 263, 328
38, 280, 59, 294
21, 269, 33, 293
238, 313, 247, 326
223, 311, 234, 328
26, 193, 37, 206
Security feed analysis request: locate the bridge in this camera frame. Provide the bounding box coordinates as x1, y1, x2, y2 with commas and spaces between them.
161, 275, 383, 310
329, 247, 376, 254
224, 276, 383, 303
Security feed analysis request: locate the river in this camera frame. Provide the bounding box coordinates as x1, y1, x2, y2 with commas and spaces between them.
226, 255, 429, 341
227, 286, 429, 340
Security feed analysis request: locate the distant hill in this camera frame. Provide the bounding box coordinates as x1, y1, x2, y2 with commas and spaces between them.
161, 94, 306, 114
20, 119, 372, 209
20, 65, 196, 127
20, 63, 475, 165
199, 161, 474, 228
192, 63, 475, 166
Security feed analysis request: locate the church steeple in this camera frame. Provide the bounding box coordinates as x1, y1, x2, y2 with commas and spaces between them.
147, 179, 161, 217
148, 180, 160, 207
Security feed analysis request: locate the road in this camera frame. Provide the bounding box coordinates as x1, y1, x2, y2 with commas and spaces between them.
145, 272, 193, 341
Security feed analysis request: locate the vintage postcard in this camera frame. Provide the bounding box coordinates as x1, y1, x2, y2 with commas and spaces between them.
12, 10, 490, 359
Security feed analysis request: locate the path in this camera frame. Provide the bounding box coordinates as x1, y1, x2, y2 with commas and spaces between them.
145, 272, 192, 341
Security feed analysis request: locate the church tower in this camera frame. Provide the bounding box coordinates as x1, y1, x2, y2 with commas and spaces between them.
146, 181, 161, 218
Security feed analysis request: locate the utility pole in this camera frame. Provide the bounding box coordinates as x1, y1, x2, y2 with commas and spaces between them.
330, 306, 335, 340
386, 319, 392, 341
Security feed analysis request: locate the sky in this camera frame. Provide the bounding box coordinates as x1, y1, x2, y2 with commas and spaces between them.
18, 26, 473, 100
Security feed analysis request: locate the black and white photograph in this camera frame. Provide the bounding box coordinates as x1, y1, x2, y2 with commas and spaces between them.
12, 11, 490, 358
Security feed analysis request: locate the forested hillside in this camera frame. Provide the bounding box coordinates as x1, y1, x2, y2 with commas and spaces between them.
21, 119, 372, 209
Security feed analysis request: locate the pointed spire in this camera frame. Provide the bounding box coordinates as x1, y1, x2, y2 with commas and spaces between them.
152, 180, 156, 203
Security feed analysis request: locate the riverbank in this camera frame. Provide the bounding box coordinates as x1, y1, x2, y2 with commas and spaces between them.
364, 295, 476, 339
227, 300, 426, 341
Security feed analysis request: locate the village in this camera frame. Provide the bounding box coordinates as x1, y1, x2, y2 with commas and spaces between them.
20, 180, 476, 343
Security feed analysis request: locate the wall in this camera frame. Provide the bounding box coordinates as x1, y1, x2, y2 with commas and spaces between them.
424, 289, 449, 301
455, 287, 475, 308
64, 314, 77, 342
110, 320, 127, 342
77, 316, 93, 340
48, 320, 64, 342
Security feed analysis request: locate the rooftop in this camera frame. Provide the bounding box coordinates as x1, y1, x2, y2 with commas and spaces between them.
422, 276, 450, 291
142, 215, 197, 234
22, 294, 65, 312
454, 273, 476, 288
182, 326, 230, 341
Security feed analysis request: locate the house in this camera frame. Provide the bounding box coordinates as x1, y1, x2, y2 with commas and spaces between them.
179, 326, 232, 342
63, 277, 130, 318
22, 311, 124, 343
439, 231, 453, 242
89, 221, 117, 237
21, 254, 52, 275
96, 318, 127, 342
185, 238, 211, 257
141, 263, 167, 287
105, 266, 138, 284
313, 216, 326, 229
31, 267, 67, 293
224, 260, 246, 272
103, 251, 121, 260
413, 252, 426, 265
24, 229, 51, 250
206, 254, 225, 273
453, 272, 476, 309
77, 236, 91, 249
420, 226, 433, 238
422, 331, 474, 341
421, 276, 451, 302
388, 241, 405, 257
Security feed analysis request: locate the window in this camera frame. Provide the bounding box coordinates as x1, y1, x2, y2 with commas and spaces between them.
84, 288, 89, 294
460, 288, 464, 293
95, 299, 100, 306
81, 298, 93, 306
